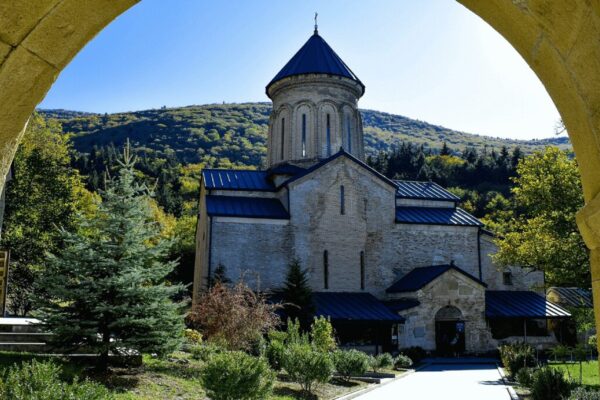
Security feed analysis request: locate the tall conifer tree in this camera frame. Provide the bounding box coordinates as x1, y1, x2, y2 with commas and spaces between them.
36, 143, 185, 370
280, 258, 314, 327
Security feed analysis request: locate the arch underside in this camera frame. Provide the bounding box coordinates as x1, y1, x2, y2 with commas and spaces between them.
2, 0, 600, 354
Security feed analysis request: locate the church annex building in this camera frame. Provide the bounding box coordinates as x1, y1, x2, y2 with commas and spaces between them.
192, 27, 570, 354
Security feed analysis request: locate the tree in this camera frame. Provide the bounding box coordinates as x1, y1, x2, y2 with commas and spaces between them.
1, 114, 94, 316
493, 147, 588, 287
279, 258, 315, 327
35, 145, 185, 371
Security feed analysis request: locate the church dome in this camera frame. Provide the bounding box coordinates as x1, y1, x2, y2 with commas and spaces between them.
266, 31, 364, 95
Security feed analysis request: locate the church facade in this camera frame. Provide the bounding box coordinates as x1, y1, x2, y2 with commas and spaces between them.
193, 28, 570, 354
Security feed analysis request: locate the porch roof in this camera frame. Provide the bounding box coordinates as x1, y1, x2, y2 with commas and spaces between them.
486, 290, 571, 319
313, 292, 405, 323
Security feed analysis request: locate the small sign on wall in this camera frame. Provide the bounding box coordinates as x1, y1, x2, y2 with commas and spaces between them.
0, 250, 8, 316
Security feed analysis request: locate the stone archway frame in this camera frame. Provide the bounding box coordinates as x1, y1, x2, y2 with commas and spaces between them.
2, 0, 600, 353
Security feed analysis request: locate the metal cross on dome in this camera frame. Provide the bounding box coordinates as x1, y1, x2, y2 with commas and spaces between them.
314, 12, 318, 34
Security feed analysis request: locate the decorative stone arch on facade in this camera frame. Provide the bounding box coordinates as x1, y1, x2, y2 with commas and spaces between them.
3, 0, 600, 358
435, 305, 463, 321
293, 102, 316, 160
271, 105, 292, 164
317, 101, 340, 158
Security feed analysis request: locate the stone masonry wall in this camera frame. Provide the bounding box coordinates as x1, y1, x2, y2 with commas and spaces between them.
396, 269, 494, 352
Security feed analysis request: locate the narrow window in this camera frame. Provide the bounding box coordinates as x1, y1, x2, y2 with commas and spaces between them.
340, 185, 345, 215
503, 271, 513, 286
280, 117, 285, 160
346, 115, 352, 153
323, 250, 329, 289
360, 251, 365, 290
326, 113, 331, 156
302, 114, 307, 157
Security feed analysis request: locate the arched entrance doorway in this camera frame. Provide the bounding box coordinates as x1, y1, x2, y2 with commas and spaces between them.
435, 305, 465, 356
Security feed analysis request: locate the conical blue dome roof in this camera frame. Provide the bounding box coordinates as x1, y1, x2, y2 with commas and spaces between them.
267, 32, 364, 93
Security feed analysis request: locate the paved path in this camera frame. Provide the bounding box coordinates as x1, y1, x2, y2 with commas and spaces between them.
354, 363, 512, 400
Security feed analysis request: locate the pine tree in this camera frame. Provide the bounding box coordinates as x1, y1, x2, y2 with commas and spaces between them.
280, 258, 314, 328
35, 144, 185, 371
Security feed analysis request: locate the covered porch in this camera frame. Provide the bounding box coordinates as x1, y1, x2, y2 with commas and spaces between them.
313, 292, 404, 354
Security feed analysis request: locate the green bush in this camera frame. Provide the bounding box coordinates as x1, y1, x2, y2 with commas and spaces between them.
569, 387, 600, 400
199, 351, 275, 400
310, 316, 337, 353
394, 353, 413, 369
332, 349, 370, 381
0, 360, 112, 400
499, 342, 536, 378
530, 367, 571, 400
549, 344, 570, 362
369, 353, 394, 373
183, 328, 203, 345
190, 342, 224, 362
282, 343, 334, 394
265, 339, 286, 371
399, 346, 426, 364
516, 367, 535, 388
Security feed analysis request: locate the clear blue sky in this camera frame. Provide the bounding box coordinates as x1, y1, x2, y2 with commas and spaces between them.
39, 0, 562, 140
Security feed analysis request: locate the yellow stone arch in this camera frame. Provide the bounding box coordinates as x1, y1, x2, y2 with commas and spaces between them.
2, 0, 600, 350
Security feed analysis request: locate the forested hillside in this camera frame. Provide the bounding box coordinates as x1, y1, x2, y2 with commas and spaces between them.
40, 102, 570, 170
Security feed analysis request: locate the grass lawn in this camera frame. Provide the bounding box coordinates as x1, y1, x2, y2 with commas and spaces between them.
0, 351, 381, 399
548, 360, 600, 388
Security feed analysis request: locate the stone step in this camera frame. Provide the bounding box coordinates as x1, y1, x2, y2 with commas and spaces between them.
0, 317, 43, 333
0, 332, 53, 343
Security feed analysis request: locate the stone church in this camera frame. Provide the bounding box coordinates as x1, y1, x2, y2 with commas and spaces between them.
193, 27, 570, 354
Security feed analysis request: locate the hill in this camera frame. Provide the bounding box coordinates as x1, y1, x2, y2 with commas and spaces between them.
39, 103, 570, 169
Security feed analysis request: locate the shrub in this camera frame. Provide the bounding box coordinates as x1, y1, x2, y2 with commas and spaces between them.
265, 339, 286, 371
332, 349, 370, 381
282, 343, 334, 394
394, 353, 413, 369
569, 387, 600, 400
310, 316, 336, 353
200, 351, 275, 400
516, 367, 535, 388
190, 342, 224, 362
0, 360, 113, 400
548, 344, 569, 362
530, 367, 571, 400
190, 282, 280, 351
400, 346, 426, 364
499, 342, 536, 378
183, 328, 203, 345
370, 353, 394, 373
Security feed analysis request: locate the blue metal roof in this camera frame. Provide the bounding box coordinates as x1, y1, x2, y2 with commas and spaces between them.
386, 265, 487, 294
202, 169, 275, 191
205, 195, 289, 219
395, 206, 483, 227
267, 32, 364, 93
395, 181, 460, 201
383, 299, 421, 313
547, 287, 593, 308
486, 291, 571, 319
313, 292, 404, 323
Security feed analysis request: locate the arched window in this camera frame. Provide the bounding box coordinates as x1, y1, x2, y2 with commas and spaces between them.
340, 185, 345, 215
326, 113, 331, 156
360, 251, 365, 290
302, 113, 307, 158
280, 117, 285, 160
323, 250, 329, 289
